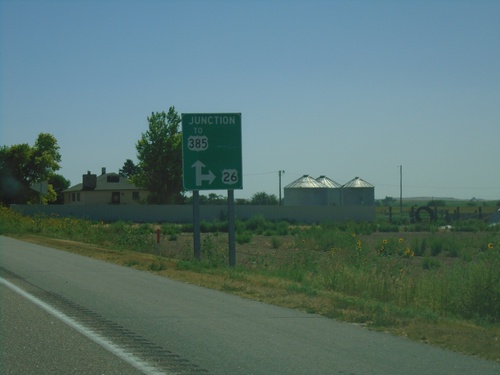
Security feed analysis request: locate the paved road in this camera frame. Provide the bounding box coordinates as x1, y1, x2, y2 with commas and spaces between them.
1, 235, 498, 374
1, 283, 145, 375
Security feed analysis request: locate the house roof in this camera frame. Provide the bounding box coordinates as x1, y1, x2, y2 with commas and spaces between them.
64, 173, 143, 192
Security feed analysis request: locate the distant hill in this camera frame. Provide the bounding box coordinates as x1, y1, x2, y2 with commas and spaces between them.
376, 197, 496, 203
402, 197, 457, 201
398, 197, 497, 203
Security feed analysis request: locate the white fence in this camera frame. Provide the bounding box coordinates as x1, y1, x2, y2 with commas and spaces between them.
12, 204, 375, 223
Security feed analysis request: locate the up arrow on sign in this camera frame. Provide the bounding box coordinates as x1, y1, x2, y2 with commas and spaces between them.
192, 160, 216, 186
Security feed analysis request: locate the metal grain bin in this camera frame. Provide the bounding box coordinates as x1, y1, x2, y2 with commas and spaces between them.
316, 175, 341, 206
341, 177, 375, 206
284, 175, 328, 206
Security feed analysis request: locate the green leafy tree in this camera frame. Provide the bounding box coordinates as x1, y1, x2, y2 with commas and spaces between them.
30, 133, 62, 180
0, 133, 62, 205
134, 107, 183, 204
205, 193, 226, 205
250, 192, 278, 205
0, 143, 30, 204
48, 173, 70, 204
119, 159, 140, 179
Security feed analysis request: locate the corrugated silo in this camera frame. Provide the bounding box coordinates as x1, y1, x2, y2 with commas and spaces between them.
341, 177, 375, 206
284, 175, 328, 206
316, 175, 341, 206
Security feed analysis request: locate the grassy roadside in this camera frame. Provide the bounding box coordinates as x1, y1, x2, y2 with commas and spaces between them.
8, 232, 500, 363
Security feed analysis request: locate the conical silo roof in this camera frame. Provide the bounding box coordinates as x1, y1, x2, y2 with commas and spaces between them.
285, 175, 326, 189
342, 176, 374, 188
316, 175, 341, 188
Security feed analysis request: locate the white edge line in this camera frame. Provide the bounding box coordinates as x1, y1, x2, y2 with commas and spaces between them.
0, 277, 173, 375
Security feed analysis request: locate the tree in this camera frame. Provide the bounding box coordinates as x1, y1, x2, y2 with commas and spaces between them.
30, 133, 61, 180
0, 133, 62, 205
205, 193, 226, 205
119, 159, 140, 179
0, 143, 30, 204
134, 107, 183, 204
48, 174, 70, 204
250, 192, 278, 205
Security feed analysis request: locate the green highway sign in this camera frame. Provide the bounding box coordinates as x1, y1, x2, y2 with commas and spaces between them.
182, 113, 242, 190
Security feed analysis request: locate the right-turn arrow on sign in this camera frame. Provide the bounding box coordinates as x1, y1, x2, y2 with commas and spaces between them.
191, 160, 216, 186
182, 113, 242, 191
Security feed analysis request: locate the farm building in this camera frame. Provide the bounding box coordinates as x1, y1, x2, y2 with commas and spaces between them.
316, 175, 342, 206
284, 175, 375, 206
341, 177, 375, 206
284, 175, 328, 206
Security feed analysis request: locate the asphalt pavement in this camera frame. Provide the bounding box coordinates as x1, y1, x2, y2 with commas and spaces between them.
0, 282, 148, 375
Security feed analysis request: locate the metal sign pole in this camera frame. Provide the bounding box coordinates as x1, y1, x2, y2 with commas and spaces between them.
193, 190, 201, 260
228, 189, 236, 267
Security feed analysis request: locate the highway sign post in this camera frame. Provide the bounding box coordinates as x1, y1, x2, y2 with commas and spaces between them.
182, 113, 242, 266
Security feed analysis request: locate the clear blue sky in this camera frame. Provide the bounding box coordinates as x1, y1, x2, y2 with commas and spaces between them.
1, 0, 499, 200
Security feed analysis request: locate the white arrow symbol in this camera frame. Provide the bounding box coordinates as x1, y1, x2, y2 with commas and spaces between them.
191, 160, 216, 186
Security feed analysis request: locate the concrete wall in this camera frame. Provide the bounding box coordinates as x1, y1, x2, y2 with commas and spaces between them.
12, 204, 375, 223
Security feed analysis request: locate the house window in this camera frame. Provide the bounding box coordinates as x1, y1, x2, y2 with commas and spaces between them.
72, 193, 76, 202
77, 193, 80, 201
111, 192, 120, 204
132, 191, 140, 201
107, 175, 120, 183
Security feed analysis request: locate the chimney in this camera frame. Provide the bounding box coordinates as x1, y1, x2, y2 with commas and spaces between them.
82, 171, 97, 190
101, 167, 106, 175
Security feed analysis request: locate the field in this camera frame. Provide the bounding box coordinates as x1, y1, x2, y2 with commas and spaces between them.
1, 205, 499, 361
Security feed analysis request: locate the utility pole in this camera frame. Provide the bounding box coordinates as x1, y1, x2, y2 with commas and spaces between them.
399, 165, 403, 214
278, 170, 285, 205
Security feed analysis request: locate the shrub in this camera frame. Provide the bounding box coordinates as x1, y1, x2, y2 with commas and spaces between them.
200, 220, 229, 233
422, 258, 441, 270
149, 258, 167, 271
236, 231, 252, 244
270, 236, 281, 249
276, 221, 290, 235
244, 215, 267, 234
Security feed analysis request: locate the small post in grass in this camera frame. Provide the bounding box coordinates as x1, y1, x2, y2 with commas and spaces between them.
156, 228, 161, 255
228, 189, 236, 267
193, 190, 201, 260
